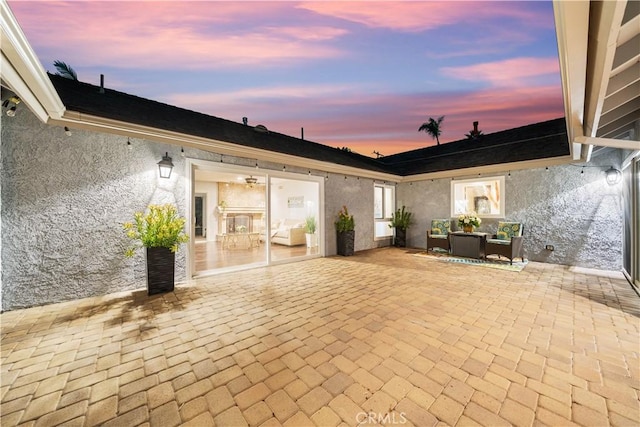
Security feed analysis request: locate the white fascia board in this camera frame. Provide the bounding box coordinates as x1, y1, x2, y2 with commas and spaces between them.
1, 52, 49, 122
50, 112, 401, 183
401, 155, 577, 183
553, 0, 590, 161
575, 136, 640, 150
1, 0, 65, 120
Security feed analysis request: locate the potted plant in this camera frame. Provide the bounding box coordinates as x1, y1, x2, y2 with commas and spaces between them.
123, 204, 189, 295
304, 215, 318, 248
458, 212, 481, 233
389, 205, 412, 247
335, 205, 355, 256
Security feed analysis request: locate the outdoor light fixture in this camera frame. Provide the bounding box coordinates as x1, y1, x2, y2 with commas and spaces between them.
605, 166, 621, 185
2, 96, 20, 117
157, 152, 174, 179
64, 126, 72, 136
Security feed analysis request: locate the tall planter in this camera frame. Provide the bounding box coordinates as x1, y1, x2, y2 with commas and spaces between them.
337, 230, 355, 256
146, 247, 175, 295
394, 228, 407, 247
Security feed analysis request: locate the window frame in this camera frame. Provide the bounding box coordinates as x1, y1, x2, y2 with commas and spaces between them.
450, 176, 505, 218
374, 183, 395, 240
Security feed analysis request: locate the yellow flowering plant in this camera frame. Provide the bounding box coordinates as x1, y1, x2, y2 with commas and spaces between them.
123, 204, 189, 257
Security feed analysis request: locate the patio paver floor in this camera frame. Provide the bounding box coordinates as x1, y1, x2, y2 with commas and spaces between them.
1, 247, 639, 426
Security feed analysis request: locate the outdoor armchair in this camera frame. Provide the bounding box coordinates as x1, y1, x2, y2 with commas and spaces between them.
485, 222, 524, 264
427, 219, 451, 253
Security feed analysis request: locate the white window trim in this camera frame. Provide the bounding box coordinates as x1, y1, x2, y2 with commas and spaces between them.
374, 183, 395, 240
450, 175, 505, 218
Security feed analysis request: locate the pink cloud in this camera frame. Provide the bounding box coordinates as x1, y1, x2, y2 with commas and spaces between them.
442, 57, 560, 87
298, 1, 551, 32
166, 82, 563, 157
8, 1, 346, 70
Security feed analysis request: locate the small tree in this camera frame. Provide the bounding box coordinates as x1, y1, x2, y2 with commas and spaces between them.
418, 116, 445, 145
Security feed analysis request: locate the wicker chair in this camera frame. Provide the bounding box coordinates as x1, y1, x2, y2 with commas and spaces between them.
426, 219, 451, 253
485, 222, 524, 264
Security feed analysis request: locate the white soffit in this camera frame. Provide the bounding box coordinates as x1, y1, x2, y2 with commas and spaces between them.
0, 0, 65, 121
553, 0, 590, 161
554, 0, 640, 162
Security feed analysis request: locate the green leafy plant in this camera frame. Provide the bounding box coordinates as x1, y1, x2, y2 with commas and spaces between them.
123, 204, 189, 257
335, 205, 355, 232
389, 206, 413, 231
305, 216, 317, 234
458, 212, 481, 228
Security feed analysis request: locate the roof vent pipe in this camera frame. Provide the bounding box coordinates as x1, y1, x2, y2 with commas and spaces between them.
99, 74, 105, 94
301, 127, 304, 140
242, 117, 248, 125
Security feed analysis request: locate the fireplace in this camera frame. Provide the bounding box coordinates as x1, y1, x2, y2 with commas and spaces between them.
227, 214, 251, 233
219, 210, 264, 235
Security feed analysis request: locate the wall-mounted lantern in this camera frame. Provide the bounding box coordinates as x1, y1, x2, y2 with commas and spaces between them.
157, 152, 174, 179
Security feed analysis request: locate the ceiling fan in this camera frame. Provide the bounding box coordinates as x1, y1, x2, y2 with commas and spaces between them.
245, 176, 258, 187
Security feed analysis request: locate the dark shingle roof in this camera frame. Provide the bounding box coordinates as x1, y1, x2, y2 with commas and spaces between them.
49, 74, 389, 173
378, 118, 569, 175
49, 74, 569, 176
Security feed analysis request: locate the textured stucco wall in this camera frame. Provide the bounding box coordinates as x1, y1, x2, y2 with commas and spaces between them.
397, 154, 624, 270
1, 110, 192, 310
324, 175, 386, 255
0, 108, 388, 310
3, 107, 624, 310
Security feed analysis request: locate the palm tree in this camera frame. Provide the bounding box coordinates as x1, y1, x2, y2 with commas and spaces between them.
418, 116, 445, 145
53, 60, 78, 81
465, 121, 484, 139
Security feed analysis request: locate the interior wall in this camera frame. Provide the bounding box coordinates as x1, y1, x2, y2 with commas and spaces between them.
398, 151, 625, 270
271, 180, 318, 223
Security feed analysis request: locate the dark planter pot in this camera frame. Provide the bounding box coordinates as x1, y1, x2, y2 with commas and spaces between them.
146, 247, 175, 295
337, 230, 355, 256
394, 228, 407, 247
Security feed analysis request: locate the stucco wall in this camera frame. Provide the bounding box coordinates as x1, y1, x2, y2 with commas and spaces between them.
397, 154, 624, 270
324, 175, 391, 255
1, 108, 624, 310
1, 110, 191, 310
1, 109, 389, 310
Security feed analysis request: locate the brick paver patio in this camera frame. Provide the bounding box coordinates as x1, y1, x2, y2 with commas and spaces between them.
1, 247, 639, 426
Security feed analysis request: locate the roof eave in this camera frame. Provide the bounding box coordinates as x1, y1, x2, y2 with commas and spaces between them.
50, 111, 403, 183
553, 0, 590, 161
0, 0, 65, 122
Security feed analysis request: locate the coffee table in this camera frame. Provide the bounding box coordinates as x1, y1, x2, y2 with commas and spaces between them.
450, 231, 490, 259
219, 232, 260, 250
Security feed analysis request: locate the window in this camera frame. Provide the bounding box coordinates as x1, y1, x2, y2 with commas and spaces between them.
374, 184, 395, 239
451, 176, 505, 218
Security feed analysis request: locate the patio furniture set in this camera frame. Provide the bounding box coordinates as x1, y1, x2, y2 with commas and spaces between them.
426, 219, 525, 264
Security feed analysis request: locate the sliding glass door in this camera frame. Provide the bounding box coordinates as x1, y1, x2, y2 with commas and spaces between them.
188, 160, 322, 277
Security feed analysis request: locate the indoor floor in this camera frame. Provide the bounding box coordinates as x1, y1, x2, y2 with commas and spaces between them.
194, 240, 319, 272
1, 247, 638, 426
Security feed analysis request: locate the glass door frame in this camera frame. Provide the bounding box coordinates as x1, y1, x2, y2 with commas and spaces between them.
186, 158, 324, 279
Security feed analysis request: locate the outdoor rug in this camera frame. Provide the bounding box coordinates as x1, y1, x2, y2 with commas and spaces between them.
412, 250, 528, 272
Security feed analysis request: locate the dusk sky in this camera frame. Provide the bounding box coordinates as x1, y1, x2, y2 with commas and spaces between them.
9, 1, 565, 157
